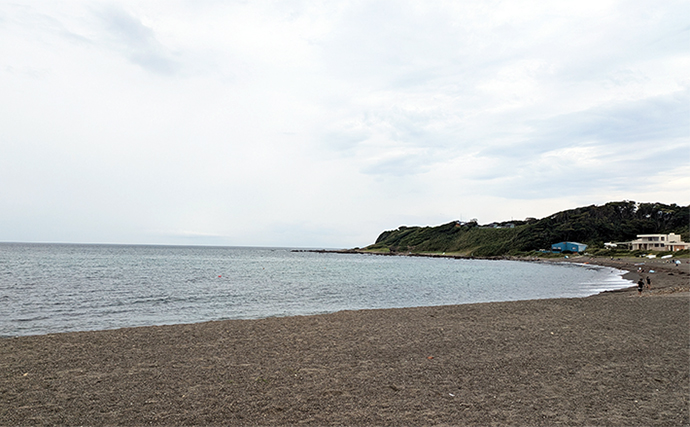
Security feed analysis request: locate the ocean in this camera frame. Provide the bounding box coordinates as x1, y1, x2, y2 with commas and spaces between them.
0, 243, 633, 337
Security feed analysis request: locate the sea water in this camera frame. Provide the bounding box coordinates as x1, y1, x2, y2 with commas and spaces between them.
0, 243, 632, 337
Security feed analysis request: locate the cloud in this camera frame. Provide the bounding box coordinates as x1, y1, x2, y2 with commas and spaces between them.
534, 89, 689, 146
457, 89, 689, 197
96, 4, 180, 75
0, 0, 688, 247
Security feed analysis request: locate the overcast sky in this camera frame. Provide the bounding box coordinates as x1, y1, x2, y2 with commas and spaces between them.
1, 1, 688, 248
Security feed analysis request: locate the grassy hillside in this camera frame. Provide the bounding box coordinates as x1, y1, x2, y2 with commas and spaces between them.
365, 201, 690, 257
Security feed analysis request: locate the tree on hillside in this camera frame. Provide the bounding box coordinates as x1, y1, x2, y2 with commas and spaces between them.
370, 201, 689, 255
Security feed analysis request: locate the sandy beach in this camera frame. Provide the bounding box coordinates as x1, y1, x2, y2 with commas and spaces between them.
1, 258, 688, 426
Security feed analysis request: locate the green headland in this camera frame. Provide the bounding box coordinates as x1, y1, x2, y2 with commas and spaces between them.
361, 201, 689, 258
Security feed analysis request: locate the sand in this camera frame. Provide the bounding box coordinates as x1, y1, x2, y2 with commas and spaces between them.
1, 257, 688, 426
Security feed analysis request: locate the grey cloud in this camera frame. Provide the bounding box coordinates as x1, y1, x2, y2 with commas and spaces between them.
318, 2, 458, 88
323, 130, 370, 153
3, 5, 92, 49
360, 151, 434, 177
322, 104, 457, 171
461, 90, 690, 199
98, 5, 179, 75
540, 91, 688, 145
479, 90, 690, 161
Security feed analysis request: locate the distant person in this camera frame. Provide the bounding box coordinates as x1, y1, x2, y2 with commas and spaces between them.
646, 276, 651, 290
638, 278, 644, 296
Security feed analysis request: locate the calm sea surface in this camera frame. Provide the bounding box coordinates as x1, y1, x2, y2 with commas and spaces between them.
0, 243, 632, 337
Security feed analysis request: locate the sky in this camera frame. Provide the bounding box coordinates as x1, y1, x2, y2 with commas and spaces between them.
1, 0, 688, 248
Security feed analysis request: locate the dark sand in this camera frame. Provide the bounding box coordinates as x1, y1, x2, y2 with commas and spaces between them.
1, 258, 688, 426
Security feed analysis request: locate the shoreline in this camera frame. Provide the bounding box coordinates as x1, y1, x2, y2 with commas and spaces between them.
3, 254, 686, 340
4, 254, 677, 340
304, 249, 690, 295
1, 257, 688, 425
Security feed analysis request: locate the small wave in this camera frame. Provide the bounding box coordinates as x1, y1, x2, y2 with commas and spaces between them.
579, 280, 633, 294
14, 315, 52, 322
130, 296, 174, 305
98, 308, 135, 316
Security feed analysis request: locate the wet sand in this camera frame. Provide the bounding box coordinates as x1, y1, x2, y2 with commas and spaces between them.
1, 258, 688, 426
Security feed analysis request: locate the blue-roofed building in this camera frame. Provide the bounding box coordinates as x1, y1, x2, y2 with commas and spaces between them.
551, 241, 587, 253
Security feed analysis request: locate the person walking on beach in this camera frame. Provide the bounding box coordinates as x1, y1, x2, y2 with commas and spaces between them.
638, 278, 644, 296
646, 276, 652, 290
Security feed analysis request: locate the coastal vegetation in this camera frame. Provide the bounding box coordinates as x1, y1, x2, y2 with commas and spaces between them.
364, 201, 690, 257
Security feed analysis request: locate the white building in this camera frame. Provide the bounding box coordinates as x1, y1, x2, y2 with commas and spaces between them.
631, 233, 689, 252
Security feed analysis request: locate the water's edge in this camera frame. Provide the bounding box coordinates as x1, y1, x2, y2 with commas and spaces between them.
0, 245, 636, 338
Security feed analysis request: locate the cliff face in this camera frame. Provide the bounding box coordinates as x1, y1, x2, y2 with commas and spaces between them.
368, 201, 690, 256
